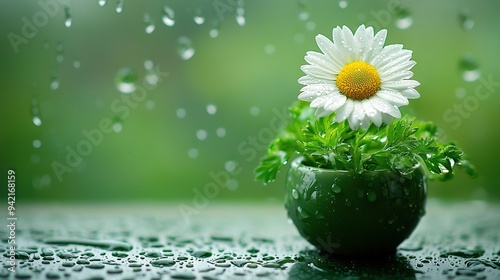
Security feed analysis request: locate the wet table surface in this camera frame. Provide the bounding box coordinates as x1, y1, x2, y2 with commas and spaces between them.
1, 199, 500, 280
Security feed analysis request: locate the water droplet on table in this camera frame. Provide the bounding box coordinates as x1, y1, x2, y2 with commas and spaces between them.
144, 13, 155, 34
115, 68, 137, 94
178, 36, 195, 60
64, 6, 72, 28
162, 6, 175, 27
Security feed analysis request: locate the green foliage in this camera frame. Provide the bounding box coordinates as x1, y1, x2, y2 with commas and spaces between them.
255, 102, 476, 184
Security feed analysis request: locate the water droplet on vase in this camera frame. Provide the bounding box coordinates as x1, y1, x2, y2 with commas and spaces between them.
162, 6, 175, 27
144, 13, 155, 34
394, 5, 413, 29
115, 68, 137, 94
459, 10, 474, 31
178, 36, 195, 60
216, 127, 226, 137
33, 139, 42, 148
338, 0, 348, 9
188, 148, 199, 159
291, 189, 299, 199
297, 0, 309, 21
196, 129, 207, 141
460, 56, 480, 82
176, 108, 186, 119
193, 9, 205, 25
115, 0, 124, 13
367, 190, 377, 202
206, 104, 217, 115
98, 0, 107, 7
64, 6, 72, 27
332, 184, 342, 194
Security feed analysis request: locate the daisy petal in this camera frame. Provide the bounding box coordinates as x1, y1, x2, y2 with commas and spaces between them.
401, 88, 420, 99
301, 65, 335, 80
382, 80, 420, 91
370, 111, 383, 127
298, 84, 337, 101
335, 100, 354, 123
370, 96, 401, 118
376, 90, 409, 106
381, 113, 394, 125
298, 75, 333, 85
310, 96, 328, 108
305, 51, 342, 73
324, 94, 347, 111
315, 107, 334, 118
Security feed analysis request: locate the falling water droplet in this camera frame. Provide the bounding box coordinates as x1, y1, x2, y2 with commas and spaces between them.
31, 99, 42, 127
115, 0, 123, 13
31, 154, 40, 164
216, 127, 226, 137
162, 6, 175, 27
227, 179, 238, 190
73, 60, 81, 69
225, 161, 236, 172
115, 68, 137, 94
144, 13, 155, 34
338, 0, 348, 9
50, 76, 60, 90
394, 5, 413, 29
206, 104, 217, 115
144, 60, 159, 86
460, 56, 480, 82
250, 106, 260, 116
297, 0, 309, 21
176, 108, 186, 119
56, 42, 64, 62
112, 118, 123, 133
98, 0, 107, 7
459, 10, 474, 31
178, 36, 195, 60
264, 44, 275, 54
193, 9, 205, 25
33, 139, 42, 149
64, 6, 72, 27
145, 100, 155, 110
188, 148, 199, 159
196, 129, 207, 141
209, 21, 220, 38
235, 2, 246, 26
455, 88, 466, 99
306, 21, 316, 31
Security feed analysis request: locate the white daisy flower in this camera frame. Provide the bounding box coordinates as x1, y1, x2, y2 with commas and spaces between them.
298, 25, 420, 130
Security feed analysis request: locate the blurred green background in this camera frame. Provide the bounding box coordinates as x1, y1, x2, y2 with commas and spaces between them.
1, 0, 499, 202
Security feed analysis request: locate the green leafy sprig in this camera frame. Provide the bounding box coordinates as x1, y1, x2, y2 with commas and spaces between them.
255, 101, 476, 184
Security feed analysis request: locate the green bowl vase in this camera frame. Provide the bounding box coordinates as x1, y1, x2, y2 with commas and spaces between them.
285, 157, 427, 256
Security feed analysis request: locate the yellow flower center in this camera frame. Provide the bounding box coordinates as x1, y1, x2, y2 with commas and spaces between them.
336, 61, 381, 100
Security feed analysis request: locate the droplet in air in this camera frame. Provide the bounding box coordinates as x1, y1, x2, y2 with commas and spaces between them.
196, 129, 207, 141
31, 98, 42, 127
297, 0, 309, 21
227, 179, 238, 190
455, 88, 466, 99
459, 10, 474, 31
115, 68, 137, 94
73, 60, 81, 69
145, 100, 155, 110
144, 13, 155, 34
98, 0, 107, 7
177, 36, 195, 60
162, 6, 175, 27
264, 44, 275, 54
250, 106, 260, 116
216, 127, 226, 137
64, 6, 72, 28
144, 60, 159, 85
459, 56, 480, 82
176, 108, 186, 119
338, 0, 348, 9
188, 148, 199, 159
56, 42, 64, 62
33, 139, 42, 149
112, 118, 123, 133
394, 5, 413, 29
209, 22, 220, 38
235, 2, 245, 26
115, 0, 123, 13
225, 161, 236, 172
193, 9, 205, 25
206, 104, 217, 115
306, 21, 316, 31
50, 76, 60, 90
